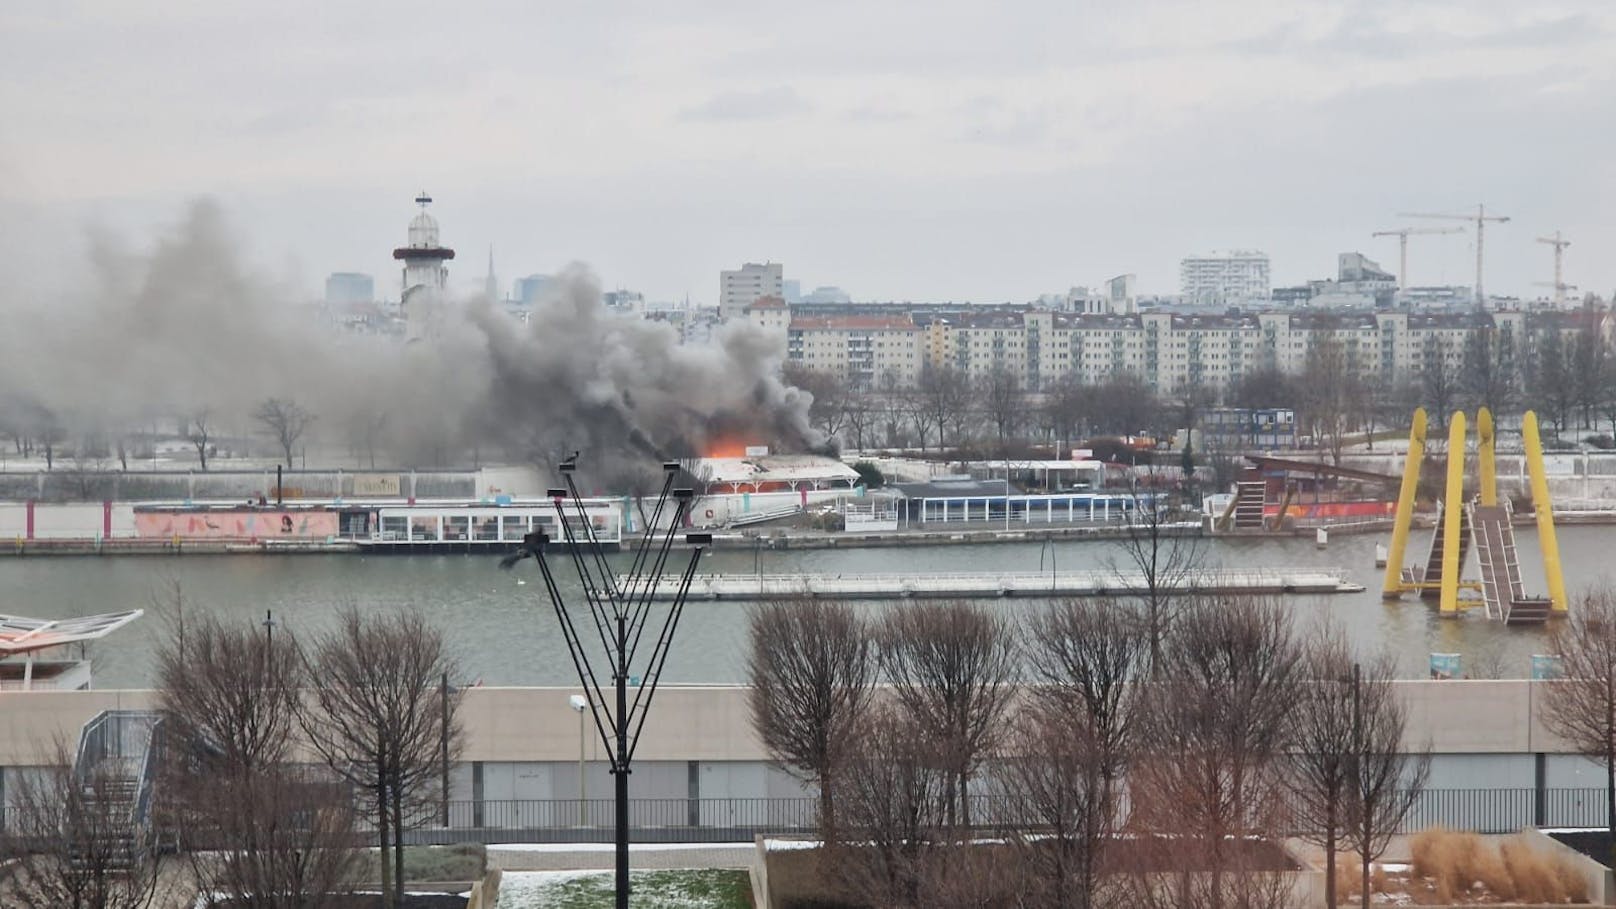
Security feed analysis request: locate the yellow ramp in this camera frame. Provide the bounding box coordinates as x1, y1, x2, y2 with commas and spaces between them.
1523, 411, 1568, 613
1382, 408, 1427, 599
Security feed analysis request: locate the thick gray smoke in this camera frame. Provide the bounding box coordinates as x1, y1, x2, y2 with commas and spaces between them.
0, 200, 820, 486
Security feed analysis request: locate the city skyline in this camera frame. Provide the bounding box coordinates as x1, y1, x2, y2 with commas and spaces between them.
2, 2, 1613, 305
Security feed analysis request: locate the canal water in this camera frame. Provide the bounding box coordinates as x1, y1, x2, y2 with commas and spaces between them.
1, 525, 1611, 688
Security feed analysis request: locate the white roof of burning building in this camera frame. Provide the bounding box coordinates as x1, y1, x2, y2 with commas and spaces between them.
688, 454, 861, 486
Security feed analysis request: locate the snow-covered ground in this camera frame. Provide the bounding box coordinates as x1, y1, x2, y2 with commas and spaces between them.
494, 869, 748, 909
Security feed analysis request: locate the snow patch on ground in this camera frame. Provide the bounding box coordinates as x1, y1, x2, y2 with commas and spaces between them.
487, 842, 745, 853
495, 869, 744, 909
763, 838, 821, 851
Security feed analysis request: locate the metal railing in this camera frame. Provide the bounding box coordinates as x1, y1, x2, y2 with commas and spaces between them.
391, 789, 1612, 844
8, 788, 1603, 843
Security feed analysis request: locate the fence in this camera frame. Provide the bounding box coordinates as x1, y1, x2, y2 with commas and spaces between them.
376, 789, 1615, 844
9, 789, 1605, 842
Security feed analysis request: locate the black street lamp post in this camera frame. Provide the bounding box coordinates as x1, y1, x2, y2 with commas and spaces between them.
502, 458, 709, 909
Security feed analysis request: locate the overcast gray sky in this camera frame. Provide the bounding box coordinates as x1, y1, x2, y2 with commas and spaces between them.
2, 0, 1612, 304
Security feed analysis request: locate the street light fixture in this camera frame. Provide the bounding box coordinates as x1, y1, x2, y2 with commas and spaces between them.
569, 693, 588, 827
502, 457, 709, 909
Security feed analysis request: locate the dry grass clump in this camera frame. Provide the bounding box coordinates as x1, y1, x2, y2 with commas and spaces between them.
1333, 856, 1390, 901
1406, 827, 1588, 904
1410, 827, 1510, 901
1499, 837, 1589, 904
1334, 856, 1360, 899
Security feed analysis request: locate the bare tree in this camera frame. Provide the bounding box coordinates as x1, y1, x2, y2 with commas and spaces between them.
1420, 338, 1462, 433
913, 366, 973, 452
1130, 595, 1300, 909
1340, 655, 1430, 909
836, 381, 877, 451
182, 767, 360, 909
1229, 366, 1299, 411
0, 742, 169, 909
186, 408, 214, 471
1088, 373, 1159, 438
1300, 330, 1360, 466
877, 601, 1017, 829
1531, 328, 1574, 437
977, 367, 1024, 458
156, 608, 360, 908
1287, 625, 1431, 908
1006, 600, 1144, 909
784, 364, 853, 444
1461, 326, 1518, 417
1023, 597, 1141, 809
1573, 324, 1607, 432
254, 397, 315, 468
30, 400, 64, 470
829, 704, 956, 909
350, 411, 389, 470
1541, 590, 1616, 866
1109, 468, 1204, 676
746, 599, 875, 839
1286, 626, 1357, 908
298, 608, 462, 909
1043, 373, 1089, 451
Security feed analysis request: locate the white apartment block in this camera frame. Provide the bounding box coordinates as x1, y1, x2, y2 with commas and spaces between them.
1180, 250, 1271, 305
719, 262, 784, 321
743, 296, 791, 335
786, 315, 924, 388
779, 304, 1609, 397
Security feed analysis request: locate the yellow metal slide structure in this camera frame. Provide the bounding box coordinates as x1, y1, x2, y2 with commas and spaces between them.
1477, 406, 1497, 507
1382, 408, 1427, 598
1522, 411, 1568, 614
1440, 411, 1466, 617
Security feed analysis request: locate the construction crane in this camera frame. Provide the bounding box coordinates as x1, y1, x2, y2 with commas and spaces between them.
1398, 204, 1510, 304
1370, 226, 1465, 289
1536, 231, 1571, 308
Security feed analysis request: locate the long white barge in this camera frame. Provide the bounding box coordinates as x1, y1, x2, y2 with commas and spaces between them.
622, 567, 1364, 600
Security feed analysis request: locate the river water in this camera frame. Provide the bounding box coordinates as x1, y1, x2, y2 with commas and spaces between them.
3, 525, 1611, 687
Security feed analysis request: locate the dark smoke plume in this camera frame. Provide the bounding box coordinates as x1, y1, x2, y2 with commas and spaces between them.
0, 200, 820, 486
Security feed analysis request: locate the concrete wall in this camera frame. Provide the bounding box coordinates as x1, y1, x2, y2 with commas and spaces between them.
0, 681, 1589, 765
0, 681, 1599, 805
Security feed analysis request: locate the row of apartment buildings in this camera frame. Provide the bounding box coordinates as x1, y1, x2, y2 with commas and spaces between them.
751, 300, 1612, 394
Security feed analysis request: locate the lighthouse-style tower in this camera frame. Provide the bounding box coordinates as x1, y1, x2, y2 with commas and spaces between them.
393, 192, 456, 342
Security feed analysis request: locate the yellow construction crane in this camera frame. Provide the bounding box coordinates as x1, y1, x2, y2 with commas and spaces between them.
1371, 226, 1465, 289
1399, 204, 1510, 304
1536, 231, 1572, 308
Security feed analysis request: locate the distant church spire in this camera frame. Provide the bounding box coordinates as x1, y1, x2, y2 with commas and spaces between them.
485, 245, 498, 302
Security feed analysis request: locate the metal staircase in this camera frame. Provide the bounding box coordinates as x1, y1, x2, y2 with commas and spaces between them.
1231, 481, 1267, 530
1469, 500, 1552, 626
69, 710, 163, 872
1419, 500, 1472, 602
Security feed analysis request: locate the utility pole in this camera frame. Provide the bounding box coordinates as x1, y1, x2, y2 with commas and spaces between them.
1536, 231, 1571, 308
440, 672, 451, 828
1399, 204, 1510, 304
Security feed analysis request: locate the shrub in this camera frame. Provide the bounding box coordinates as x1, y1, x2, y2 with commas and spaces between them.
852, 462, 885, 488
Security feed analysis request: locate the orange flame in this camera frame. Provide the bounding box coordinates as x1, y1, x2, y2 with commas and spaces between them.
704, 435, 756, 459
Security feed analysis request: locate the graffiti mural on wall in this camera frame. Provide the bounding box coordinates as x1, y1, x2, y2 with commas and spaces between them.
134, 510, 340, 540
